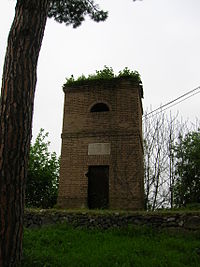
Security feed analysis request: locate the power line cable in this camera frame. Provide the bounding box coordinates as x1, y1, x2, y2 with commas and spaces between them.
143, 85, 200, 119
144, 89, 200, 119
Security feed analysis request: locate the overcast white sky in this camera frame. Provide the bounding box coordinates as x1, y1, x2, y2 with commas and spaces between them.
0, 0, 200, 154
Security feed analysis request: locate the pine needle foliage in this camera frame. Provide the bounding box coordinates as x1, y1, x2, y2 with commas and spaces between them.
48, 0, 108, 28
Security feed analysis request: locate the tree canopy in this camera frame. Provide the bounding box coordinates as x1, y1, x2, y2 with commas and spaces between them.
48, 0, 108, 27
173, 129, 200, 207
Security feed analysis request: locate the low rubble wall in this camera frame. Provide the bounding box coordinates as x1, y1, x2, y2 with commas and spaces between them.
24, 210, 200, 231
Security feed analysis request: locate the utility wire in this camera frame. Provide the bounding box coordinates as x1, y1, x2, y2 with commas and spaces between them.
143, 85, 200, 119
144, 90, 200, 119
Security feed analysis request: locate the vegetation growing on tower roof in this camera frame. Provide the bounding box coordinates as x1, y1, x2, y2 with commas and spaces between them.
64, 66, 141, 87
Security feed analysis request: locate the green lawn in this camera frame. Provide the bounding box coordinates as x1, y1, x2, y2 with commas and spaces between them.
21, 224, 200, 267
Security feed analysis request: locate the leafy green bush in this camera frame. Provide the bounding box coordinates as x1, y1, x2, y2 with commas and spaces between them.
26, 129, 60, 208
64, 66, 141, 86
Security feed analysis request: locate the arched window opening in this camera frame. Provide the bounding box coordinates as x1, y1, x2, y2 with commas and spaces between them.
90, 103, 110, 112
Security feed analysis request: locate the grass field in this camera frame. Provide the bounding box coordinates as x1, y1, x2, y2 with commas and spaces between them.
21, 224, 200, 267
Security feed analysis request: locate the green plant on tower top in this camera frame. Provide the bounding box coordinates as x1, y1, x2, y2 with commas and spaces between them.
64, 66, 141, 86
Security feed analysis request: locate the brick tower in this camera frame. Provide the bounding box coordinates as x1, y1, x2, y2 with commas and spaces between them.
57, 76, 144, 210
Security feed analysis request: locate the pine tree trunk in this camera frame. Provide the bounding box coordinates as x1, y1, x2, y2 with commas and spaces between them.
0, 1, 49, 266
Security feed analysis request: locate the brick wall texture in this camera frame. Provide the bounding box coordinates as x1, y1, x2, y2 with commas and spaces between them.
57, 77, 144, 210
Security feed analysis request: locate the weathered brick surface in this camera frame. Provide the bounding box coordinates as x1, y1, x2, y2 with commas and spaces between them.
58, 77, 144, 210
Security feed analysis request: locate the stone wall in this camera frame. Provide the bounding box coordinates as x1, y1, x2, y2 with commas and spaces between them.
24, 210, 200, 231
